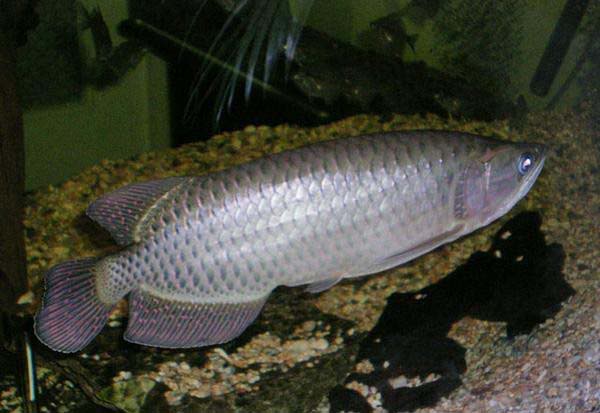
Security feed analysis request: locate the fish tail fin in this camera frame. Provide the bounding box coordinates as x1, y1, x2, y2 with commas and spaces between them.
34, 258, 114, 353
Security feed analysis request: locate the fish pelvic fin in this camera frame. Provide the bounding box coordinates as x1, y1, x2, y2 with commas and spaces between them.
86, 177, 191, 246
304, 275, 344, 293
124, 289, 268, 349
34, 258, 114, 353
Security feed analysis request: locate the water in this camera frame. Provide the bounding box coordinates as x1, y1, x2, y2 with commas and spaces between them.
1, 1, 598, 412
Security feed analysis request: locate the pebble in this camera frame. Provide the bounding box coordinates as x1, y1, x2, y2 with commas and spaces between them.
287, 340, 311, 354
302, 320, 316, 332
312, 338, 329, 351
547, 387, 559, 397
583, 345, 600, 365
388, 376, 408, 389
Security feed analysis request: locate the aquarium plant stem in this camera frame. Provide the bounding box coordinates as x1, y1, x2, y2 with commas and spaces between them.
530, 0, 591, 97
123, 18, 328, 120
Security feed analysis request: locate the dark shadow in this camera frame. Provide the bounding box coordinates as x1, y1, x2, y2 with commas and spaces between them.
72, 213, 117, 251
329, 211, 574, 413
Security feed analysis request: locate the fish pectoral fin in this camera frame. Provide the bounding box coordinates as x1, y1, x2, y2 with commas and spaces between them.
365, 224, 465, 275
86, 177, 190, 245
124, 289, 268, 348
304, 276, 344, 294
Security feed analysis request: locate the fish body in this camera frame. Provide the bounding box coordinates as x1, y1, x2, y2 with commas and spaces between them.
35, 131, 546, 352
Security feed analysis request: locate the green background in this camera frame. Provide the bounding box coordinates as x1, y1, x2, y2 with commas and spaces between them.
21, 0, 588, 190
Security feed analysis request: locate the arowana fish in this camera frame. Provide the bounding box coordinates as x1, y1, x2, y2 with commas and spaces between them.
34, 130, 546, 353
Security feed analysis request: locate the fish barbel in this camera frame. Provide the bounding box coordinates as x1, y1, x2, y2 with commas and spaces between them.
34, 130, 546, 352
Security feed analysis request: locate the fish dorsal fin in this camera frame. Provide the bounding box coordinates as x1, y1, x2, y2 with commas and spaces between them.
86, 177, 190, 245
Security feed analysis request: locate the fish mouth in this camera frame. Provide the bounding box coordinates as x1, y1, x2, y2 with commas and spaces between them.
516, 144, 547, 201
481, 144, 547, 227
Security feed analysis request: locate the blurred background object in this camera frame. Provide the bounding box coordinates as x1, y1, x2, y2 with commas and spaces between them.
0, 2, 40, 412
17, 0, 596, 190
20, 0, 170, 191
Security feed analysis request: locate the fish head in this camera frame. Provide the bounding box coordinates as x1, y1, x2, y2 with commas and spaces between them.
457, 141, 547, 228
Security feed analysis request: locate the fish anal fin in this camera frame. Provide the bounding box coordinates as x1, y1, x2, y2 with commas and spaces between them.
124, 290, 268, 348
86, 177, 190, 245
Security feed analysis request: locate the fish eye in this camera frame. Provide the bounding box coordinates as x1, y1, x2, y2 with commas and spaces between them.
517, 152, 534, 175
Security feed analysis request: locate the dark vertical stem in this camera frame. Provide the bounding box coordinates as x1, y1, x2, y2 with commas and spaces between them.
0, 9, 28, 318
0, 2, 39, 412
530, 0, 591, 97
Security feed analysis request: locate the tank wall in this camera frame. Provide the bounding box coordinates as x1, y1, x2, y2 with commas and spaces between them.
23, 0, 171, 190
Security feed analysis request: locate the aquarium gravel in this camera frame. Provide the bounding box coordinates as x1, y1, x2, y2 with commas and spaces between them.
3, 109, 598, 412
